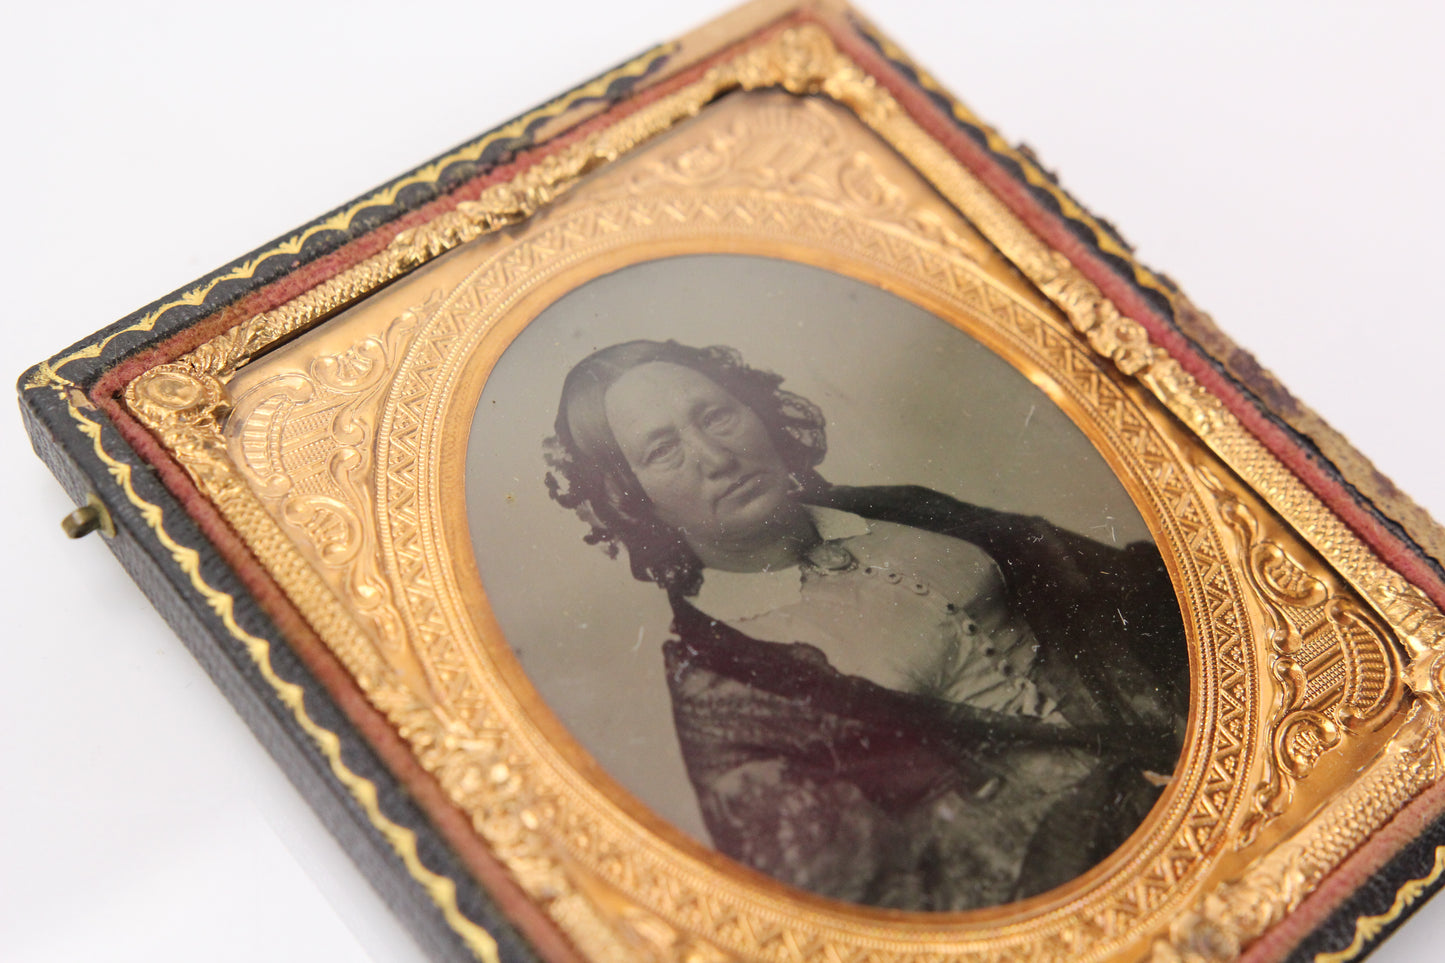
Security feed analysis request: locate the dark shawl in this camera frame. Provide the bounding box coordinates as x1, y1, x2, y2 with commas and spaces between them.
662, 485, 1188, 910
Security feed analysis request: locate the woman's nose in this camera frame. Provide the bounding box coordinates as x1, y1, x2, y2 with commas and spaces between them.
688, 432, 738, 475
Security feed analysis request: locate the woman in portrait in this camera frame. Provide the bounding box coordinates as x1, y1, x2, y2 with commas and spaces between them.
544, 339, 1188, 912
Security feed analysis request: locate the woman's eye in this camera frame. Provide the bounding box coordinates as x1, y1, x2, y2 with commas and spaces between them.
700, 406, 737, 430
643, 439, 679, 466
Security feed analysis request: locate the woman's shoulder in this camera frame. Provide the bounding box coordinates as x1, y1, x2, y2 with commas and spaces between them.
813, 484, 1033, 544
812, 484, 1168, 600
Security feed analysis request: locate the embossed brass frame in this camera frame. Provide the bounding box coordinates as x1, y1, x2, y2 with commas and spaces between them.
107, 10, 1445, 963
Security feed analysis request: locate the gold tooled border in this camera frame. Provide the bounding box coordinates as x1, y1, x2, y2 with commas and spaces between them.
51, 387, 501, 963
1313, 846, 1445, 963
23, 42, 675, 393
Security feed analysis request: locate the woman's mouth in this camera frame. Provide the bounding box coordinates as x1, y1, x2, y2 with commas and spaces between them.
718, 472, 764, 504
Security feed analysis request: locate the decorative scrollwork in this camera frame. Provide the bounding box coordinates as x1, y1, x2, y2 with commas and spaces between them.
223, 298, 439, 702
1198, 464, 1407, 845
1386, 585, 1445, 712
126, 364, 249, 509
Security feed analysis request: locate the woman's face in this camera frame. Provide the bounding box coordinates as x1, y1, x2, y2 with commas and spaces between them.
604, 361, 794, 555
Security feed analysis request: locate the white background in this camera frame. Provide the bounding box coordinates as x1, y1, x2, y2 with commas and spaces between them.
4, 2, 1443, 960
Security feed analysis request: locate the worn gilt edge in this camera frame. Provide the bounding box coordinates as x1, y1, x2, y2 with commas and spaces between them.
1313, 844, 1445, 963
1147, 707, 1445, 963
22, 41, 676, 392
116, 20, 1445, 963
49, 380, 501, 963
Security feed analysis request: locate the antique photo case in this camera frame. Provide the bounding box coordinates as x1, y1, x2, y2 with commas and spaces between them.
19, 3, 1445, 962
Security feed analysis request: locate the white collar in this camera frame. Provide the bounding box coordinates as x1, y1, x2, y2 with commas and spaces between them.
690, 506, 871, 621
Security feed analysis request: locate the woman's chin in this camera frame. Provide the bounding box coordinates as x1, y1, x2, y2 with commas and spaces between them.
714, 491, 809, 550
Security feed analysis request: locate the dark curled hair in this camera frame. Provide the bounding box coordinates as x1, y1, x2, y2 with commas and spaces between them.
544, 340, 829, 597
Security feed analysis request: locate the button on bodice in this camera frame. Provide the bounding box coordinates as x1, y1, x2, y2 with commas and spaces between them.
693, 509, 1062, 721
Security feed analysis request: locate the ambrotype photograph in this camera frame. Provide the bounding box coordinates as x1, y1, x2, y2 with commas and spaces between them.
466, 253, 1189, 912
